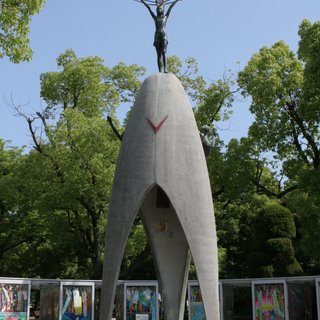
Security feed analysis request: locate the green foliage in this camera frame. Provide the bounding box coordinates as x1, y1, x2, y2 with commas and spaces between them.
238, 20, 320, 174
0, 50, 146, 279
237, 20, 320, 273
0, 0, 45, 62
0, 140, 54, 277
167, 56, 235, 127
2, 112, 119, 278
194, 77, 234, 126
298, 19, 320, 118
123, 224, 148, 267
248, 201, 302, 277
41, 50, 145, 118
255, 203, 296, 239
121, 218, 156, 280
288, 170, 320, 261
238, 41, 304, 159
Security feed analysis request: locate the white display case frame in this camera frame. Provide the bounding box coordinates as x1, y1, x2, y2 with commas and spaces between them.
59, 281, 95, 320
124, 280, 159, 320
219, 281, 224, 320
0, 279, 31, 320
252, 279, 288, 320
316, 278, 320, 320
187, 280, 223, 320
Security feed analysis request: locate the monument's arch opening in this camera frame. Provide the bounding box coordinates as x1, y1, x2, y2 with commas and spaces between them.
138, 184, 191, 320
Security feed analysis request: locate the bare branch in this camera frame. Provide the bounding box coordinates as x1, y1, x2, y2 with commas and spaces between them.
107, 116, 123, 142
285, 101, 320, 169
209, 87, 240, 124
277, 185, 299, 198
251, 179, 298, 199
1, 235, 36, 254
26, 117, 43, 152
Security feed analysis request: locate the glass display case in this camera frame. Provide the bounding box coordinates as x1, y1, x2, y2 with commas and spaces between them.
252, 280, 288, 320
188, 282, 205, 320
0, 279, 31, 320
113, 282, 124, 320
94, 281, 124, 320
222, 282, 252, 320
124, 281, 158, 320
187, 281, 222, 320
39, 284, 60, 320
59, 281, 95, 320
287, 280, 317, 320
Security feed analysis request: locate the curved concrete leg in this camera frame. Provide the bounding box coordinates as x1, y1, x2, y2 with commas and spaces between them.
185, 220, 220, 319
100, 214, 133, 320
161, 182, 220, 319
100, 182, 154, 320
140, 186, 190, 320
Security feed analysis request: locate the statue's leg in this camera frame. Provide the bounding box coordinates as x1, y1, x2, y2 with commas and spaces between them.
163, 51, 167, 73
163, 41, 168, 73
156, 46, 164, 72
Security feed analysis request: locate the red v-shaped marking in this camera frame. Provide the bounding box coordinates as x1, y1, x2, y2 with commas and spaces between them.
146, 116, 168, 133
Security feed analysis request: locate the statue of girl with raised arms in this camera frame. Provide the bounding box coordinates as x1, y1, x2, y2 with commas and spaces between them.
137, 0, 181, 73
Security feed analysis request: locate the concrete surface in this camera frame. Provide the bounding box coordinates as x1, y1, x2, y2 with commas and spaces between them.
100, 73, 220, 320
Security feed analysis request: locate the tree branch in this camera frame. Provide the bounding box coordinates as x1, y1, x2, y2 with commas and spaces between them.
65, 118, 98, 185
251, 179, 277, 197
285, 101, 320, 168
1, 235, 36, 254
27, 117, 43, 152
107, 116, 123, 141
212, 186, 225, 199
277, 185, 299, 198
290, 119, 310, 165
251, 179, 298, 199
13, 108, 65, 184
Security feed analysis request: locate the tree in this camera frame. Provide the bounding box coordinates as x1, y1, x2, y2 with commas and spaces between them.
166, 56, 236, 127
4, 30, 320, 280
211, 151, 303, 278
238, 20, 320, 175
248, 200, 302, 277
4, 50, 145, 279
0, 140, 28, 273
238, 19, 320, 271
0, 0, 46, 62
1, 52, 241, 279
165, 58, 292, 278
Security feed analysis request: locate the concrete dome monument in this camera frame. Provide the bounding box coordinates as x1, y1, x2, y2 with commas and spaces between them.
99, 74, 220, 320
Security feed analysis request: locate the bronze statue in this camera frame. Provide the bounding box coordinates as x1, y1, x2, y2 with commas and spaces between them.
200, 125, 216, 159
137, 0, 181, 73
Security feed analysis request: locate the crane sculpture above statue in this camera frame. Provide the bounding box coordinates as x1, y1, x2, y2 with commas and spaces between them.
135, 0, 181, 73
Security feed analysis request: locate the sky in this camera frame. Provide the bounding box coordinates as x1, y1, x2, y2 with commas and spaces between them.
0, 0, 320, 148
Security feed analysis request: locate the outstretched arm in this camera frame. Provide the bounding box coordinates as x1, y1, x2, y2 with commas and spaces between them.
140, 0, 156, 19
165, 0, 180, 18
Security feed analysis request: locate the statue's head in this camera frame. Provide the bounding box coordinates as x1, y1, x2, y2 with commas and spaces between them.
156, 4, 164, 16
200, 125, 211, 134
